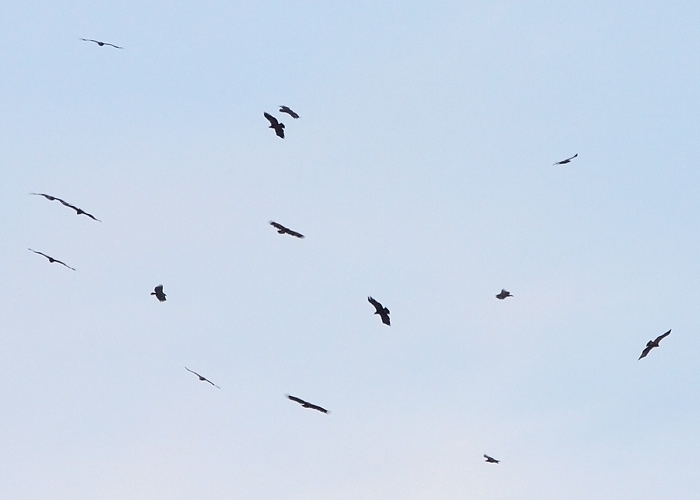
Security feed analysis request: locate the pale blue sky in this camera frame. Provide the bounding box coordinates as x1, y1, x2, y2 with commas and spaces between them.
2, 1, 700, 499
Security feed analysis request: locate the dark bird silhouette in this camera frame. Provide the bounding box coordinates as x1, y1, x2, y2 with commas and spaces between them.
264, 112, 285, 138
185, 367, 220, 389
496, 289, 513, 300
368, 296, 390, 326
279, 105, 299, 119
81, 38, 123, 49
30, 193, 101, 221
151, 285, 166, 302
269, 221, 304, 238
553, 153, 578, 165
638, 329, 671, 360
484, 454, 500, 464
287, 395, 328, 413
28, 248, 75, 270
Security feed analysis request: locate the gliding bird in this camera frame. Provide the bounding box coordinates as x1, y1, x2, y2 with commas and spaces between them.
28, 248, 75, 270
484, 454, 500, 463
151, 285, 166, 302
368, 296, 391, 326
269, 221, 304, 238
287, 395, 328, 413
279, 106, 299, 119
264, 112, 285, 138
638, 329, 671, 360
553, 153, 578, 165
185, 367, 220, 388
496, 289, 513, 300
81, 38, 123, 49
30, 193, 101, 221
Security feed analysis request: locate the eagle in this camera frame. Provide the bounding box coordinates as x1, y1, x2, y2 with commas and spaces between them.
368, 296, 390, 326
483, 454, 500, 464
151, 285, 166, 302
287, 395, 328, 413
279, 106, 300, 119
264, 112, 285, 138
495, 289, 513, 300
185, 367, 220, 389
552, 153, 578, 165
31, 193, 101, 221
638, 329, 671, 360
81, 38, 123, 49
28, 248, 75, 270
269, 221, 304, 238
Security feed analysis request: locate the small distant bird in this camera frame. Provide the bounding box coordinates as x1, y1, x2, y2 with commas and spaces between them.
368, 296, 390, 326
264, 112, 285, 138
638, 329, 671, 360
151, 285, 166, 302
81, 38, 123, 49
279, 105, 299, 119
185, 367, 220, 389
496, 289, 513, 300
269, 221, 304, 238
484, 454, 500, 464
287, 395, 328, 413
30, 193, 101, 221
28, 248, 75, 270
553, 153, 578, 165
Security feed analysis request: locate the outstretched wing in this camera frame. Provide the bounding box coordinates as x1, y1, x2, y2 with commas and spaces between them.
54, 259, 76, 271
305, 402, 328, 413
654, 329, 671, 344
264, 112, 279, 127
287, 394, 307, 405
28, 248, 49, 259
279, 106, 300, 119
553, 153, 578, 165
368, 296, 382, 312
270, 221, 288, 233
103, 42, 123, 49
638, 344, 653, 360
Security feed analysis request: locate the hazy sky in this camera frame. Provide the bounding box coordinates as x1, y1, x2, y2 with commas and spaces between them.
2, 1, 700, 499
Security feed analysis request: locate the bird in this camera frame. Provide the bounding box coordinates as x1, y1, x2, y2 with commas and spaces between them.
28, 248, 75, 270
553, 153, 578, 165
484, 454, 500, 464
279, 105, 300, 119
264, 112, 285, 138
368, 296, 390, 326
81, 38, 123, 49
30, 193, 101, 221
496, 289, 513, 300
269, 221, 304, 238
185, 367, 220, 389
287, 395, 328, 413
151, 285, 166, 302
638, 329, 671, 360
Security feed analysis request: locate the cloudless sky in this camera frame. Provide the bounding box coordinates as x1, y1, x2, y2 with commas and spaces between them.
2, 1, 700, 499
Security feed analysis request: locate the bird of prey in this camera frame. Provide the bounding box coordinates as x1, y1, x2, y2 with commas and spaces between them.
81, 38, 123, 49
553, 153, 578, 165
368, 296, 390, 326
185, 367, 221, 389
484, 454, 500, 464
264, 112, 285, 138
269, 221, 304, 238
496, 289, 513, 300
287, 395, 328, 413
28, 248, 75, 270
638, 329, 671, 360
279, 105, 299, 119
30, 193, 101, 221
151, 285, 167, 302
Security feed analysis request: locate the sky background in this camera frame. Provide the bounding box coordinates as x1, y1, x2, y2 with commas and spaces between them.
2, 1, 700, 499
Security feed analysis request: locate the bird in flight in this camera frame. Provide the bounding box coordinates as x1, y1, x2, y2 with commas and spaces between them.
264, 112, 285, 138
287, 395, 328, 413
30, 193, 101, 221
185, 367, 220, 389
553, 153, 578, 165
279, 105, 300, 119
483, 454, 500, 464
81, 38, 123, 49
368, 296, 391, 326
28, 248, 75, 270
151, 285, 167, 302
269, 221, 304, 238
496, 289, 513, 300
638, 329, 671, 360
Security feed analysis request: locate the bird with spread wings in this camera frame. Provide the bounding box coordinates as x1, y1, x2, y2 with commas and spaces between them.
368, 296, 391, 326
28, 248, 76, 270
279, 106, 299, 119
287, 395, 328, 413
185, 367, 220, 389
638, 329, 671, 360
552, 153, 578, 165
81, 38, 123, 49
31, 193, 101, 221
264, 112, 285, 138
269, 221, 304, 238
